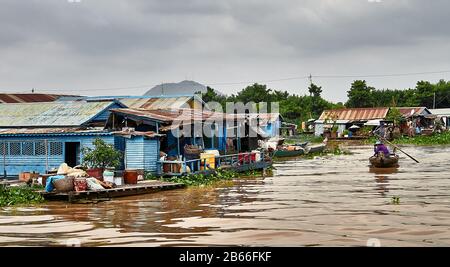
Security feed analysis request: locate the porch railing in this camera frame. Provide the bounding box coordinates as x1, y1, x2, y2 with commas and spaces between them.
159, 151, 266, 176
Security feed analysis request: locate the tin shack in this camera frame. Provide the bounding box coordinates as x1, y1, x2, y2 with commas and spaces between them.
0, 100, 126, 177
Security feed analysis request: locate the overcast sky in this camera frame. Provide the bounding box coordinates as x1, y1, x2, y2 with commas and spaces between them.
1, 0, 450, 102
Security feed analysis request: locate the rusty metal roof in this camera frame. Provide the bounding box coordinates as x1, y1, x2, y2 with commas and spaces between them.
119, 96, 200, 109
0, 93, 77, 103
319, 108, 389, 121
0, 101, 120, 127
112, 108, 281, 124
397, 107, 430, 117
111, 108, 224, 123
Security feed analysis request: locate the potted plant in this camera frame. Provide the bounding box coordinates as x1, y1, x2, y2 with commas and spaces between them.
331, 125, 338, 139
82, 138, 122, 181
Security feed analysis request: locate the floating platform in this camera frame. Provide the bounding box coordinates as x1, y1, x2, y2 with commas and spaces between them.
40, 180, 185, 203
161, 160, 271, 177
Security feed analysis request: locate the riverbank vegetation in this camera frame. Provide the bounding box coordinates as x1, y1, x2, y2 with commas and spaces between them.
284, 135, 324, 145
303, 146, 352, 159
0, 185, 45, 207
366, 131, 450, 146
158, 169, 270, 187
392, 131, 450, 146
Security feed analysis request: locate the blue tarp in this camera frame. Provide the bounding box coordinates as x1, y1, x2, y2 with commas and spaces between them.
45, 175, 65, 192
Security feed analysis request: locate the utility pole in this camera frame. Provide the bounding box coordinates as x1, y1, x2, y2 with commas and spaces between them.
433, 92, 436, 109
308, 74, 313, 86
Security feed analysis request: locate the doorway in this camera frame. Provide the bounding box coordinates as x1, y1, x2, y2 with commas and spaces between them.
65, 142, 80, 167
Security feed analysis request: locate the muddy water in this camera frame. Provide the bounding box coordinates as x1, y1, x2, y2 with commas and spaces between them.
1, 146, 450, 247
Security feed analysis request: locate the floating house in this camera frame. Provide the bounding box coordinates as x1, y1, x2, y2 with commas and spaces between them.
0, 100, 126, 177
397, 107, 433, 119
314, 108, 389, 136
430, 108, 450, 129
106, 108, 275, 175
314, 106, 439, 137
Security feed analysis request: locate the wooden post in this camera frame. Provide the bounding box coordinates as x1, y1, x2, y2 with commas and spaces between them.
177, 128, 180, 156
45, 140, 49, 173
3, 141, 6, 179
112, 113, 115, 129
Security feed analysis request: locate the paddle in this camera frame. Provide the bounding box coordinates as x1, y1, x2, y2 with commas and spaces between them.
374, 134, 420, 163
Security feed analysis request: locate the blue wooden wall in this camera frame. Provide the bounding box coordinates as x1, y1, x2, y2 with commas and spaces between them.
125, 136, 160, 174
0, 135, 115, 176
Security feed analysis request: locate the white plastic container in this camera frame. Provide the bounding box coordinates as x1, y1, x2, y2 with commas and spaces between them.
103, 170, 115, 184
114, 177, 124, 186
252, 150, 261, 161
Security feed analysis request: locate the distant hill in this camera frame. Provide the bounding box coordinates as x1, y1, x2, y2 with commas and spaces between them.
144, 80, 207, 96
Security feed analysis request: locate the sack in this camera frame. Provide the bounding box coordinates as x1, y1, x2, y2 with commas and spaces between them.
86, 178, 104, 191
74, 178, 88, 192
45, 175, 65, 192
53, 177, 75, 192
57, 163, 71, 175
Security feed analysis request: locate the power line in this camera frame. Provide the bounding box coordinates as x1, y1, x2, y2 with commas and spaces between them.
206, 75, 310, 86
2, 69, 450, 94
315, 70, 450, 79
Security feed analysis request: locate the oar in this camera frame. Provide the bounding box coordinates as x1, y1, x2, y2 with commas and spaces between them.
375, 134, 419, 163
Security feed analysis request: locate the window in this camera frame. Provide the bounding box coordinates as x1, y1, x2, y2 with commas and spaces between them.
10, 142, 21, 156
50, 142, 63, 155
35, 141, 46, 156
0, 142, 6, 155
22, 142, 34, 156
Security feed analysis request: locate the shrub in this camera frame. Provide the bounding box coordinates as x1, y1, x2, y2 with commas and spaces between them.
82, 138, 122, 169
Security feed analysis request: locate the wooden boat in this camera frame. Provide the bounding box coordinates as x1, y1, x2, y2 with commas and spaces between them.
273, 147, 305, 158
369, 154, 399, 168
306, 144, 326, 154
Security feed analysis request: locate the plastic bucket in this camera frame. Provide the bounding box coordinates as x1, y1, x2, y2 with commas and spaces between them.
124, 170, 138, 185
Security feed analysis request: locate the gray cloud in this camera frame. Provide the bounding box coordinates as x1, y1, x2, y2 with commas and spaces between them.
1, 0, 450, 102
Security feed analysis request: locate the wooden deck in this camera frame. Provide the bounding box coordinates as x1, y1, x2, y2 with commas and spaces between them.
40, 180, 185, 203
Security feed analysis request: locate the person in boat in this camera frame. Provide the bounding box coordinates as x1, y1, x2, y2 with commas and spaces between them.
373, 122, 386, 139
374, 140, 390, 157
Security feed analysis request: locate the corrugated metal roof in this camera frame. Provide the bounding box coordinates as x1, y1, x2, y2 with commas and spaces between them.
397, 107, 430, 117
0, 127, 111, 137
430, 108, 450, 116
112, 108, 281, 124
0, 101, 119, 127
0, 93, 77, 103
111, 108, 224, 123
119, 96, 196, 109
319, 108, 389, 121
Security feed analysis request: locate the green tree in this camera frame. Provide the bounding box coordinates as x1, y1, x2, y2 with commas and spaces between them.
82, 138, 122, 169
233, 83, 274, 104
346, 80, 374, 108
196, 86, 227, 107
415, 80, 435, 108
308, 83, 323, 98
386, 107, 403, 125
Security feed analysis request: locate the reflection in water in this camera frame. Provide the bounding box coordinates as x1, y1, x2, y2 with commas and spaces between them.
1, 146, 450, 247
374, 176, 389, 196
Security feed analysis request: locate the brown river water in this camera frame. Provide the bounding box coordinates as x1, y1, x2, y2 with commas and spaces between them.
1, 145, 450, 247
